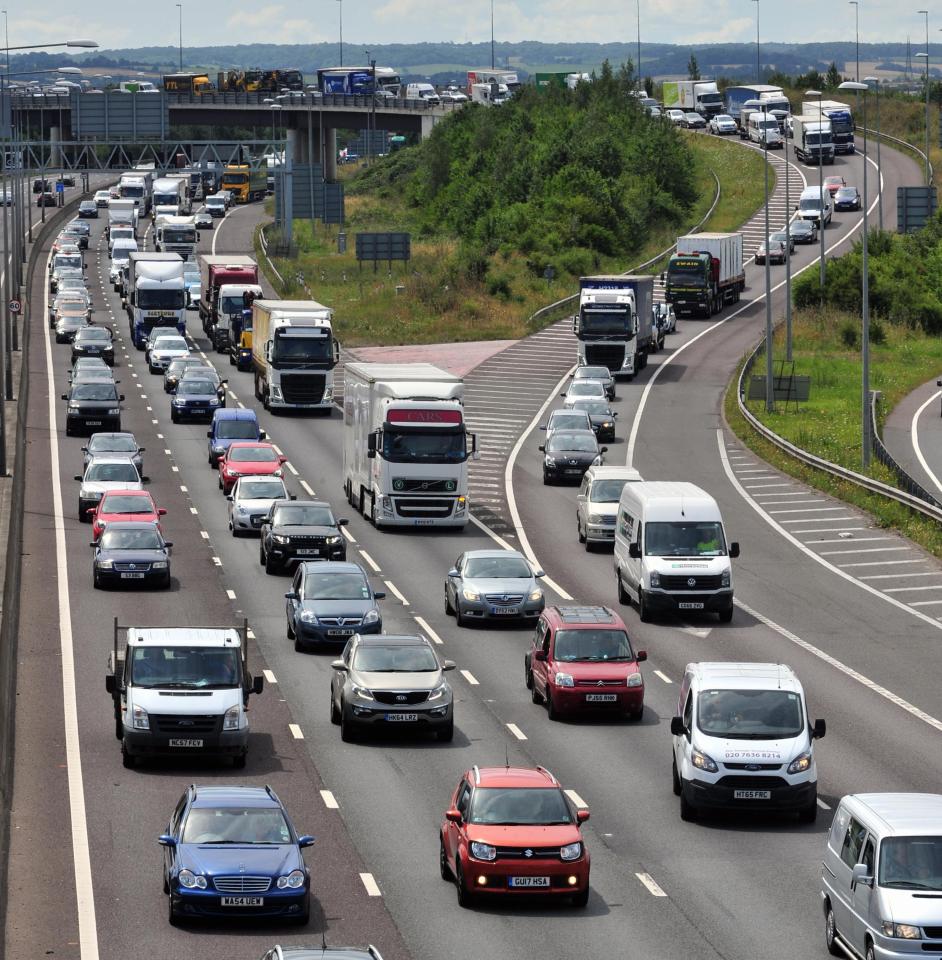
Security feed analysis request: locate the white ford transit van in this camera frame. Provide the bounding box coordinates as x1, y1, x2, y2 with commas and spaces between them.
822, 793, 942, 959
670, 661, 826, 823
613, 481, 739, 623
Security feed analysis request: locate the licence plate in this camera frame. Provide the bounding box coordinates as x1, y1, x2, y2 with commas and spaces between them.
327, 629, 353, 636
85, 420, 102, 426
168, 738, 203, 748
734, 789, 771, 800
413, 519, 435, 526
509, 876, 550, 888
585, 693, 618, 702
490, 607, 519, 616
220, 896, 263, 906
296, 548, 321, 556
565, 469, 582, 474
678, 602, 704, 610
120, 572, 145, 579
384, 713, 418, 722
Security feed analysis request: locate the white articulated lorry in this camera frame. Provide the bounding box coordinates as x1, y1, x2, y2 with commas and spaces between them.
125, 252, 186, 348
572, 275, 654, 378
154, 214, 198, 260
343, 362, 477, 529
251, 299, 339, 412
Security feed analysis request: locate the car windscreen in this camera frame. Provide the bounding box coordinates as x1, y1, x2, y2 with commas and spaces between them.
177, 379, 216, 396
90, 435, 135, 452
467, 787, 572, 826
77, 329, 111, 342
836, 189, 856, 199
274, 506, 333, 526
72, 384, 117, 400
645, 520, 726, 557
238, 480, 284, 499
878, 837, 942, 890
463, 556, 531, 579
353, 644, 438, 672
569, 382, 605, 396
152, 338, 187, 352
86, 462, 138, 482
547, 433, 597, 453
302, 571, 369, 600
697, 688, 804, 740
574, 368, 609, 381
216, 421, 258, 440
590, 478, 629, 503
230, 446, 277, 462
799, 197, 822, 211
101, 494, 152, 514
553, 628, 634, 662
181, 807, 291, 844
130, 646, 241, 691
55, 255, 82, 270
100, 528, 162, 550
549, 413, 589, 431
572, 401, 610, 416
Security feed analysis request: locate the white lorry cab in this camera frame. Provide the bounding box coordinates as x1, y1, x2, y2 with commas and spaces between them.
822, 793, 942, 959
670, 662, 826, 823
613, 481, 739, 623
105, 619, 264, 769
748, 111, 783, 148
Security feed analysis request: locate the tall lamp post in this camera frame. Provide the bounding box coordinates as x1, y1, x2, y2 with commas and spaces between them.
761, 102, 774, 412
806, 89, 827, 295
337, 0, 343, 67
918, 12, 930, 185
490, 0, 495, 69
176, 4, 183, 71
752, 0, 761, 82
868, 74, 883, 230
849, 1, 860, 81
840, 79, 871, 470
636, 0, 642, 86
783, 111, 794, 362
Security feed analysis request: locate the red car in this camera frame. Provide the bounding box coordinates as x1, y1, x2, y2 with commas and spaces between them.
823, 175, 846, 197
525, 605, 646, 720
440, 765, 591, 907
89, 489, 166, 540
217, 442, 287, 495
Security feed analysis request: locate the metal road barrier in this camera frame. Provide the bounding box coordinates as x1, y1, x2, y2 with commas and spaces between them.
858, 126, 934, 184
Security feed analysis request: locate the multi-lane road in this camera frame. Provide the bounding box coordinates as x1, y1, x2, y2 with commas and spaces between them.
5, 132, 941, 960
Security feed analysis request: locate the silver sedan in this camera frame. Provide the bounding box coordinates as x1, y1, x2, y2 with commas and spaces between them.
444, 549, 545, 627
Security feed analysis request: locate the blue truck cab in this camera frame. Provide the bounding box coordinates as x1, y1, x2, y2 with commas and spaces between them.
206, 408, 265, 466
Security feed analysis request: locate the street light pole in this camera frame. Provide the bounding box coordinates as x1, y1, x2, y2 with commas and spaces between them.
869, 74, 883, 230
490, 0, 495, 69
637, 0, 641, 86
784, 119, 793, 362
752, 0, 760, 82
176, 4, 182, 71
841, 79, 871, 470
918, 11, 930, 185
849, 2, 860, 80
337, 0, 343, 67
762, 102, 773, 413
806, 88, 827, 295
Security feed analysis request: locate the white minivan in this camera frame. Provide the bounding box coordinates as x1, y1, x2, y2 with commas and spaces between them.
405, 82, 440, 105
671, 661, 826, 823
822, 793, 942, 959
576, 465, 642, 550
613, 481, 739, 623
748, 111, 783, 148
798, 184, 833, 227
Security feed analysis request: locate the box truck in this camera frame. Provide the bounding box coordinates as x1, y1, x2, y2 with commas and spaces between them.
662, 80, 724, 117
198, 255, 259, 345
664, 233, 745, 318
124, 252, 186, 348
801, 99, 855, 154
791, 115, 835, 165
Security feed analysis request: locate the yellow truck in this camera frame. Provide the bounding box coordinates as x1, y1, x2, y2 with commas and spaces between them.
220, 164, 267, 203
162, 73, 215, 95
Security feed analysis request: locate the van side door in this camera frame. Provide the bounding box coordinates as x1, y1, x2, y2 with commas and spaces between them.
832, 812, 868, 948
530, 619, 551, 697
851, 835, 877, 948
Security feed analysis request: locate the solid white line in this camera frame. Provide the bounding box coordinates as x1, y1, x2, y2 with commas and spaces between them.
359, 550, 381, 572
565, 788, 588, 809
654, 669, 673, 684
769, 507, 848, 514
910, 389, 942, 495
289, 723, 304, 739
636, 872, 667, 897
263, 669, 277, 683
320, 790, 339, 809
860, 572, 942, 580
760, 499, 823, 506
460, 669, 479, 686
299, 479, 315, 497
840, 559, 925, 568
717, 431, 942, 633
817, 798, 831, 810
781, 516, 855, 524
791, 526, 868, 534
744, 483, 794, 489
884, 585, 942, 593
819, 547, 910, 556
383, 580, 410, 606
506, 722, 527, 740
808, 537, 893, 545
359, 873, 382, 897
413, 615, 444, 645
271, 444, 284, 455
43, 244, 101, 960
910, 599, 942, 607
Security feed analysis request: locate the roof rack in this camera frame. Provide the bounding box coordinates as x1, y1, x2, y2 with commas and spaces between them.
554, 605, 615, 624
536, 765, 558, 785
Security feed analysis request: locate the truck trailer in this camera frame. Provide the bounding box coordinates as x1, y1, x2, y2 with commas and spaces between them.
342, 362, 476, 529
664, 233, 745, 318
801, 99, 855, 154
725, 85, 791, 128
125, 252, 186, 348
662, 80, 724, 117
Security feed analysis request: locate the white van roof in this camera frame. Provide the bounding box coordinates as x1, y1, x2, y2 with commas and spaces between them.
587, 466, 643, 481
126, 627, 243, 649
842, 793, 942, 836
800, 185, 827, 200
686, 661, 802, 692
620, 481, 721, 522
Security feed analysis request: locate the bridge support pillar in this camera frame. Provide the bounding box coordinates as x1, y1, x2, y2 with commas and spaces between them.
420, 114, 438, 141
50, 126, 61, 167
324, 128, 337, 181
287, 127, 305, 164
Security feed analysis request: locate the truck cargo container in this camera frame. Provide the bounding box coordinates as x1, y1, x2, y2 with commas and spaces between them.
801, 99, 855, 153
662, 79, 724, 117
125, 252, 186, 348
664, 233, 745, 318
572, 275, 655, 377
791, 115, 835, 165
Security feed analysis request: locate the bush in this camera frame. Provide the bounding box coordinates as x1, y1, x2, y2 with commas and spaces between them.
486, 272, 513, 300
840, 320, 859, 349
869, 317, 887, 345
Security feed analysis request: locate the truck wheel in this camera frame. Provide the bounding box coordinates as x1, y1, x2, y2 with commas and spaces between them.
121, 744, 135, 769
616, 569, 630, 605
115, 716, 124, 740
229, 352, 235, 366
231, 752, 247, 770
638, 590, 652, 623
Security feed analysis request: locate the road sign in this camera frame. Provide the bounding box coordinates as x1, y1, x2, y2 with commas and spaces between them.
8, 299, 21, 314
55, 181, 64, 193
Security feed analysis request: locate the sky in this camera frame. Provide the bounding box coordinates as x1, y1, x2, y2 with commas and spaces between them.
0, 0, 933, 52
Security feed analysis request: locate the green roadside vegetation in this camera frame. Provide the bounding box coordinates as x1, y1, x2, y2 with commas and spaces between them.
726, 214, 942, 560
260, 65, 768, 348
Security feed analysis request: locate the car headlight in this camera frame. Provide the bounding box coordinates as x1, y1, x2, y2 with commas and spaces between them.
786, 751, 812, 775
554, 672, 574, 687
560, 841, 583, 861
97, 559, 113, 570
691, 749, 718, 773
222, 704, 241, 731
528, 588, 543, 601
627, 672, 643, 688
272, 468, 284, 478
234, 503, 247, 515
178, 869, 207, 890
276, 869, 306, 889
299, 610, 317, 623
721, 569, 731, 587
69, 405, 81, 413
152, 561, 168, 570
588, 514, 604, 524
427, 683, 449, 702
351, 684, 374, 701
131, 704, 149, 730
208, 397, 219, 405
107, 408, 120, 416
272, 534, 289, 544
592, 455, 603, 466
882, 922, 921, 939
602, 421, 613, 429
361, 609, 380, 626
325, 535, 342, 545
172, 398, 185, 406
227, 470, 241, 478
470, 841, 496, 861
649, 572, 660, 588
544, 456, 556, 466
462, 588, 480, 602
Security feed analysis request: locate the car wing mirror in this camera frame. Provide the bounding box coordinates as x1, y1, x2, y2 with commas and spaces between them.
636, 650, 647, 662
284, 591, 299, 601
337, 518, 349, 526
851, 863, 873, 890
297, 834, 315, 848
538, 444, 546, 453
62, 394, 68, 400
373, 591, 386, 600
670, 716, 686, 736
441, 659, 456, 672
445, 808, 462, 824
206, 431, 213, 438
601, 447, 608, 453
259, 430, 267, 440
330, 659, 347, 671
74, 475, 83, 482
729, 541, 740, 558
157, 508, 167, 516
576, 809, 590, 823
533, 650, 547, 662
252, 675, 264, 695
534, 569, 545, 578
812, 718, 827, 739
447, 568, 459, 578
628, 543, 641, 559
157, 834, 176, 847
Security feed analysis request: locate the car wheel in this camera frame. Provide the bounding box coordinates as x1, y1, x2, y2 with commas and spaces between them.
799, 797, 818, 824
628, 704, 644, 722
436, 718, 454, 742
679, 784, 697, 822
718, 604, 734, 624
168, 894, 181, 927
259, 542, 266, 566
455, 861, 473, 908
293, 895, 310, 926
455, 604, 468, 628
672, 756, 682, 796
340, 703, 358, 743
616, 570, 630, 605
121, 745, 135, 769
93, 570, 101, 590
115, 716, 124, 741
231, 751, 247, 769
546, 688, 560, 722
865, 942, 875, 960
286, 616, 295, 640
638, 590, 652, 623
330, 691, 341, 725
823, 902, 843, 955
577, 517, 586, 544
264, 553, 278, 575
162, 871, 169, 894
571, 885, 589, 908
439, 834, 452, 880
524, 658, 533, 689
444, 589, 454, 615
218, 474, 223, 490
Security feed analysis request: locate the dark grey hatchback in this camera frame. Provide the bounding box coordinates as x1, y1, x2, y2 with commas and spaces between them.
260, 500, 348, 574
63, 379, 124, 436
539, 430, 605, 484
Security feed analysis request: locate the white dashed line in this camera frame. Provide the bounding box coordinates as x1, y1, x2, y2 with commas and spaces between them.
506, 723, 527, 741
263, 669, 277, 684
289, 723, 304, 739
636, 872, 667, 897
226, 589, 237, 600
565, 789, 588, 808
164, 448, 172, 455
171, 466, 179, 472
654, 670, 673, 684
212, 556, 221, 566
200, 531, 209, 540
180, 485, 187, 492
817, 798, 831, 810
320, 790, 339, 809
359, 550, 381, 572
460, 669, 479, 685
272, 444, 284, 455
383, 580, 410, 606
340, 525, 355, 543
359, 873, 381, 897
413, 615, 443, 645
285, 462, 299, 476
299, 479, 315, 497
190, 507, 198, 515
246, 628, 256, 639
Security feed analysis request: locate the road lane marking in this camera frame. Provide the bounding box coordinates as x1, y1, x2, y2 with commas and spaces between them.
565, 789, 587, 808
911, 389, 942, 495
820, 547, 911, 556
263, 669, 277, 683
200, 531, 209, 539
359, 873, 381, 897
506, 723, 527, 740
190, 507, 198, 515
180, 485, 187, 492
383, 580, 409, 605
413, 615, 443, 645
320, 790, 339, 809
862, 572, 941, 580
226, 589, 237, 600
817, 798, 831, 810
212, 556, 221, 565
636, 872, 667, 897
839, 559, 925, 568
272, 444, 284, 455
289, 723, 304, 739
299, 479, 315, 497
285, 461, 299, 476
460, 669, 479, 685
910, 599, 942, 607
654, 670, 673, 684
340, 525, 355, 542
359, 550, 381, 572
247, 628, 256, 639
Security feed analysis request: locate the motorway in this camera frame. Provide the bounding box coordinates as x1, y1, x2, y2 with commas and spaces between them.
5, 132, 941, 960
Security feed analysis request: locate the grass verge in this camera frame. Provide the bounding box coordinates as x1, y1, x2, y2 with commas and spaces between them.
725, 307, 942, 560
258, 133, 769, 348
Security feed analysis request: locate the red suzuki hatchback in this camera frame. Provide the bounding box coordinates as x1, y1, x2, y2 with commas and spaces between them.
525, 605, 646, 720
440, 765, 590, 908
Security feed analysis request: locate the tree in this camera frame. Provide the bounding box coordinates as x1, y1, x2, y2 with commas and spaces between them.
825, 62, 842, 90
687, 54, 701, 81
